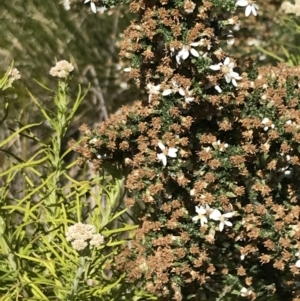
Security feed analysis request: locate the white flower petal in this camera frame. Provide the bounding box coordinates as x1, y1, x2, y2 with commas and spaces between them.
168, 148, 178, 158
224, 57, 230, 65
149, 84, 161, 92
245, 5, 252, 17
178, 87, 186, 96
190, 48, 200, 57
224, 74, 231, 83
195, 206, 206, 215
296, 260, 300, 268
200, 216, 208, 227
231, 71, 242, 80
192, 216, 199, 222
236, 0, 248, 7
252, 5, 257, 16
181, 47, 190, 60
219, 222, 225, 232
158, 142, 165, 151
157, 153, 167, 166
223, 212, 235, 218
209, 209, 221, 220
162, 89, 172, 96
228, 62, 235, 69
90, 1, 97, 13
84, 0, 90, 3
185, 97, 194, 103
224, 220, 233, 227
209, 64, 221, 71
215, 85, 222, 93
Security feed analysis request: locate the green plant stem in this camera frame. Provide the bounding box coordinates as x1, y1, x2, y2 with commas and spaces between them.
49, 80, 68, 209
70, 256, 86, 300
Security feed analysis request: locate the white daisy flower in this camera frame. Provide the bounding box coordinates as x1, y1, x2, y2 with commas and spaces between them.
171, 43, 200, 65
209, 57, 242, 87
147, 83, 161, 102
192, 205, 208, 227
157, 142, 178, 166
178, 86, 195, 104
209, 209, 235, 232
236, 0, 259, 17
162, 80, 181, 96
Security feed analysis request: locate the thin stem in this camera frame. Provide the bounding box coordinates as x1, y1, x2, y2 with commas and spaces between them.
70, 256, 86, 300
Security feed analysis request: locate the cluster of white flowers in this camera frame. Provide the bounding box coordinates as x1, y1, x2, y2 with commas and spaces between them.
157, 142, 178, 167
192, 205, 235, 232
236, 0, 259, 17
66, 222, 104, 251
6, 68, 21, 87
49, 60, 74, 79
209, 57, 242, 93
8, 68, 21, 81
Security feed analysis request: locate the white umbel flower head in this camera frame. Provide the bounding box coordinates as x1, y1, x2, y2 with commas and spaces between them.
49, 60, 74, 78
66, 223, 96, 241
209, 209, 235, 232
192, 205, 208, 227
209, 57, 242, 87
9, 68, 21, 81
71, 239, 88, 251
66, 222, 104, 251
84, 0, 97, 13
236, 0, 259, 17
296, 259, 300, 268
90, 233, 105, 247
157, 142, 178, 166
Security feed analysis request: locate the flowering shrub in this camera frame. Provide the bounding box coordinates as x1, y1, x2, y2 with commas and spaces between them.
0, 63, 150, 300
74, 0, 300, 301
